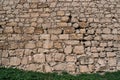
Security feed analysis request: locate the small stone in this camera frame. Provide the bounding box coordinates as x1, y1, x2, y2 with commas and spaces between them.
54, 53, 65, 62
64, 45, 72, 54
79, 21, 88, 28
61, 16, 69, 22
57, 11, 65, 16
1, 58, 9, 65
36, 41, 43, 47
43, 40, 53, 49
70, 34, 83, 40
66, 55, 76, 62
25, 41, 36, 49
40, 34, 50, 39
66, 63, 76, 72
33, 53, 45, 63
102, 28, 111, 34
48, 28, 62, 34
51, 35, 58, 40
34, 28, 44, 34
10, 57, 21, 66
108, 58, 116, 66
4, 27, 13, 33
59, 34, 69, 39
57, 22, 68, 27
23, 27, 35, 34
54, 63, 66, 71
64, 27, 75, 34
107, 52, 116, 57
44, 64, 52, 72
80, 65, 89, 73
73, 46, 84, 54
54, 42, 62, 49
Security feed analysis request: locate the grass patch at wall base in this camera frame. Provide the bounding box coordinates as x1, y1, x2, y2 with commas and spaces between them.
0, 67, 120, 80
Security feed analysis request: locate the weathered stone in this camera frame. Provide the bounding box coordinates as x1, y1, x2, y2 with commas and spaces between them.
34, 28, 44, 34
70, 34, 83, 40
73, 46, 84, 54
23, 27, 35, 34
107, 52, 116, 57
64, 27, 75, 34
33, 53, 45, 63
40, 34, 50, 39
54, 63, 66, 71
66, 63, 76, 72
80, 65, 89, 73
66, 55, 76, 62
57, 22, 68, 27
2, 58, 9, 65
57, 11, 65, 16
79, 21, 88, 28
108, 58, 117, 66
61, 16, 69, 22
44, 64, 52, 72
25, 41, 36, 49
54, 53, 65, 62
54, 42, 62, 48
48, 28, 62, 34
4, 27, 13, 33
9, 57, 21, 66
64, 45, 72, 54
43, 40, 53, 49
59, 34, 69, 39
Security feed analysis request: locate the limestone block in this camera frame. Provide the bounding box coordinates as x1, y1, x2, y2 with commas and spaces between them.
25, 41, 36, 49
64, 45, 72, 54
80, 65, 89, 73
66, 55, 76, 62
43, 40, 53, 49
57, 11, 65, 16
73, 46, 84, 54
54, 53, 65, 62
66, 63, 76, 72
59, 34, 69, 39
4, 27, 13, 33
23, 27, 35, 34
9, 57, 21, 66
54, 63, 66, 71
33, 53, 45, 63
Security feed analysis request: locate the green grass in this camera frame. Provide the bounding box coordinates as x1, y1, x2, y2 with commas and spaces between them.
0, 67, 120, 80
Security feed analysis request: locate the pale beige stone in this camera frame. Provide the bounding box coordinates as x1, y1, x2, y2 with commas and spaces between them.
40, 34, 50, 39
54, 63, 66, 71
80, 65, 89, 73
23, 27, 35, 34
4, 27, 13, 33
2, 58, 9, 65
36, 41, 43, 47
66, 63, 76, 72
59, 34, 69, 39
33, 53, 45, 63
44, 64, 52, 72
108, 58, 117, 66
51, 35, 58, 40
26, 64, 38, 71
66, 55, 76, 62
70, 34, 83, 40
64, 40, 79, 45
73, 46, 84, 54
61, 16, 69, 22
64, 27, 75, 34
25, 41, 36, 49
48, 28, 62, 34
43, 40, 53, 49
10, 57, 21, 66
57, 22, 68, 27
34, 28, 44, 34
31, 13, 39, 17
64, 45, 72, 54
54, 53, 65, 61
21, 57, 28, 65
54, 42, 62, 48
107, 52, 116, 57
57, 11, 65, 16
79, 21, 88, 28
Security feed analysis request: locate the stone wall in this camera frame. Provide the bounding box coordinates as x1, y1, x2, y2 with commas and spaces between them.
0, 0, 120, 74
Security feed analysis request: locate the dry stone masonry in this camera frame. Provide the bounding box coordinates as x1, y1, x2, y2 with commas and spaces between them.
0, 0, 120, 74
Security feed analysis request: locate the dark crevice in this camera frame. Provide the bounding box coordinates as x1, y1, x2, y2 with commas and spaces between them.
75, 26, 80, 30
0, 25, 2, 28
61, 29, 64, 34
67, 15, 72, 23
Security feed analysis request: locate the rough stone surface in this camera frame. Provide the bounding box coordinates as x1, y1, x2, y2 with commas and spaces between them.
0, 0, 120, 74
